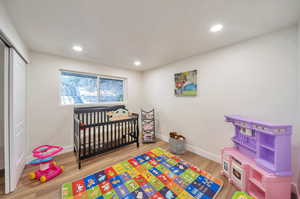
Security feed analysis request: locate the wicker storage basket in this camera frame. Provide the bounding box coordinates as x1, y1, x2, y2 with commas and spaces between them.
169, 136, 185, 155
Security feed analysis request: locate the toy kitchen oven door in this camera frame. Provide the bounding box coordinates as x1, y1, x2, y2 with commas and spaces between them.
230, 157, 246, 191
222, 153, 247, 191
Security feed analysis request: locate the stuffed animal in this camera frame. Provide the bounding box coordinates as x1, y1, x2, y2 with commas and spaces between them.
169, 132, 185, 140
107, 108, 131, 121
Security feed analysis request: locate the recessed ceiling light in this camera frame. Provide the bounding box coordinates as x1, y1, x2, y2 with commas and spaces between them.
210, 24, 223, 33
72, 45, 83, 52
134, 60, 141, 66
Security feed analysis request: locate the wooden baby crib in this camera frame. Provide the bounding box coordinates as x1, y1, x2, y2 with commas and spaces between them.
73, 105, 139, 169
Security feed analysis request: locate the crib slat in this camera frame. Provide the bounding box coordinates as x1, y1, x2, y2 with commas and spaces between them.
102, 123, 104, 151
93, 111, 96, 153
127, 121, 129, 144
110, 123, 113, 148
83, 113, 86, 156
106, 123, 109, 150
113, 123, 116, 148
130, 120, 132, 142
88, 112, 91, 156
98, 112, 100, 151
118, 123, 121, 145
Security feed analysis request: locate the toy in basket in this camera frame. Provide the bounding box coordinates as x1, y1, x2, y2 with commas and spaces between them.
28, 145, 64, 183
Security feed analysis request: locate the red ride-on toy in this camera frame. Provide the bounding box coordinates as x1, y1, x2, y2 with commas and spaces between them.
28, 145, 64, 183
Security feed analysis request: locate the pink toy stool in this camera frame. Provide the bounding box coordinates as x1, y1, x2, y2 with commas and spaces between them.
28, 145, 64, 182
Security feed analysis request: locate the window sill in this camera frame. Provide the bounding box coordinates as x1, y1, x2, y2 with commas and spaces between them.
60, 101, 126, 107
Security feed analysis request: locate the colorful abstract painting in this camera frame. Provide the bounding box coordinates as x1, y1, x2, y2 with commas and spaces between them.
62, 147, 223, 199
174, 70, 197, 96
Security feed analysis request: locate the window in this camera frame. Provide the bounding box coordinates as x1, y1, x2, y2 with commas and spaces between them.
60, 71, 125, 105
99, 78, 124, 102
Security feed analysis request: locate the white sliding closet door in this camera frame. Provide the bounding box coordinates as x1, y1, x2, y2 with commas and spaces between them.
9, 49, 27, 192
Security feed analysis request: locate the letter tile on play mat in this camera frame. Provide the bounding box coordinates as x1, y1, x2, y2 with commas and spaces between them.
112, 163, 127, 174
87, 186, 102, 198
135, 155, 147, 164
173, 176, 189, 189
120, 160, 133, 169
146, 151, 157, 159
142, 171, 155, 181
175, 162, 188, 171
84, 174, 98, 189
149, 167, 162, 176
177, 190, 195, 199
103, 189, 118, 199
167, 181, 184, 196
166, 158, 178, 166
104, 167, 118, 179
115, 184, 130, 198
148, 159, 159, 167
72, 179, 86, 196
141, 183, 157, 197
62, 183, 73, 198
196, 176, 220, 191
143, 162, 154, 170
132, 188, 147, 199
185, 169, 200, 179
95, 171, 107, 183
99, 181, 113, 194
142, 154, 152, 161
170, 166, 184, 175
128, 158, 140, 167
124, 179, 140, 192
156, 164, 168, 173
134, 175, 148, 186
149, 177, 165, 191
161, 161, 173, 169
164, 170, 177, 180
109, 175, 124, 187
120, 172, 132, 182
159, 187, 177, 199
73, 192, 88, 199
179, 172, 196, 184
157, 174, 171, 185
136, 165, 148, 174
150, 192, 164, 199
126, 168, 139, 177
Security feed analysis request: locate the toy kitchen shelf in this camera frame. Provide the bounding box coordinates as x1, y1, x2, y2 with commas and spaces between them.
221, 147, 291, 199
225, 115, 292, 176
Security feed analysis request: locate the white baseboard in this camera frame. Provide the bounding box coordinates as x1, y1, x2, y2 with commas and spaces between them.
156, 133, 221, 163
26, 144, 74, 163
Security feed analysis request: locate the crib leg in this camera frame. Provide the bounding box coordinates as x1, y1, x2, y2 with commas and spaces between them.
136, 141, 139, 148
78, 159, 81, 169
73, 147, 76, 153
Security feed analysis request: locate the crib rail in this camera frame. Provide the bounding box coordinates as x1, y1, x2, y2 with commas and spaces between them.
73, 106, 139, 169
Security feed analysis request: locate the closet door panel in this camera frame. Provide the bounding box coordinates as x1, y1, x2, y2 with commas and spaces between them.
9, 49, 26, 191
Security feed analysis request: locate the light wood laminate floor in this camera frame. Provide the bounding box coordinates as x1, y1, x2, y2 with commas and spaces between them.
0, 140, 238, 199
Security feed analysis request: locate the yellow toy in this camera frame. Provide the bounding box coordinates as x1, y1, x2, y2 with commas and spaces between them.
232, 192, 255, 199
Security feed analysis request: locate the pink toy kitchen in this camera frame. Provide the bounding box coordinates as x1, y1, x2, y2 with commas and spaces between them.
221, 115, 292, 199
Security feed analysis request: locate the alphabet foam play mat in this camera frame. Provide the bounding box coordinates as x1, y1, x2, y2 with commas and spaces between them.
62, 147, 223, 199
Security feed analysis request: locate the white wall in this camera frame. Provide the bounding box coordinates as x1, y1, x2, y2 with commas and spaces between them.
142, 27, 298, 175
26, 52, 143, 156
0, 1, 29, 62
296, 21, 300, 194
0, 42, 4, 169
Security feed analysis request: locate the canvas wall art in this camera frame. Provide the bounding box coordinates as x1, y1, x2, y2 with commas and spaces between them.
174, 70, 197, 96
